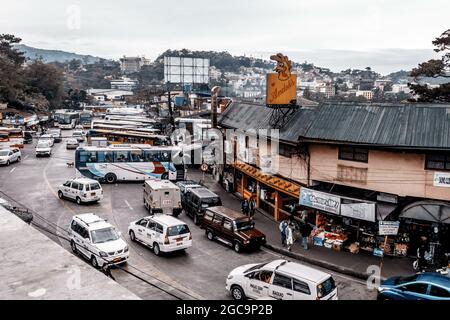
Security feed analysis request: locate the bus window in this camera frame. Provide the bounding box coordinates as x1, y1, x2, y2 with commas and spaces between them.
98, 151, 114, 163
131, 150, 143, 162
78, 151, 89, 163
159, 151, 171, 162
144, 150, 157, 162
87, 152, 97, 162
114, 151, 130, 162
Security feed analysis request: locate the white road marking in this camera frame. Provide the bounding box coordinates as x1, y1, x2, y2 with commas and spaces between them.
124, 200, 134, 211
24, 155, 29, 160
10, 167, 16, 173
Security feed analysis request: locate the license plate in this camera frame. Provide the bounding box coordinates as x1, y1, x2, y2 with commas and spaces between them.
163, 200, 171, 205
177, 242, 183, 246
91, 193, 96, 196
112, 257, 122, 263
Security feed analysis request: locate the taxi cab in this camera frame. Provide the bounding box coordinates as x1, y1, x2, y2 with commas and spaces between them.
226, 259, 338, 300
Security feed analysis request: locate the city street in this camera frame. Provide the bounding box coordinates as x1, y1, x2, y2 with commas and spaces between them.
0, 132, 376, 300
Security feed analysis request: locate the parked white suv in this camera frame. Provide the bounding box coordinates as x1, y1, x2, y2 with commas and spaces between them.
39, 134, 55, 147
58, 178, 103, 204
128, 215, 192, 256
69, 213, 129, 268
0, 148, 21, 166
72, 130, 85, 142
226, 259, 338, 301
35, 141, 52, 157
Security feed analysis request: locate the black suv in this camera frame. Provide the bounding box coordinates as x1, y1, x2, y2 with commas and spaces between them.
182, 187, 222, 225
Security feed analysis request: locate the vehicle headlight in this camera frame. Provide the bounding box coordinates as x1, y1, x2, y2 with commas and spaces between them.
99, 251, 108, 257
227, 275, 234, 280
124, 246, 129, 253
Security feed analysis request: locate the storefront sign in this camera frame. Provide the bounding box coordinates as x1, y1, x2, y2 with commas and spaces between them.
378, 221, 400, 236
341, 202, 376, 222
299, 188, 341, 215
266, 53, 297, 106
433, 172, 450, 188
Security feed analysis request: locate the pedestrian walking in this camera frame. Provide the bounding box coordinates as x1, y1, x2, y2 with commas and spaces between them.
241, 199, 250, 216
249, 197, 257, 217
279, 220, 288, 246
300, 221, 313, 250
286, 223, 294, 251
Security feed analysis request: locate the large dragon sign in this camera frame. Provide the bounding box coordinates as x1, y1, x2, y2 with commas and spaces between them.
270, 53, 293, 81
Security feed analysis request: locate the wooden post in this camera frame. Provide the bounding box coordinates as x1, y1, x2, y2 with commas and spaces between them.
256, 182, 261, 209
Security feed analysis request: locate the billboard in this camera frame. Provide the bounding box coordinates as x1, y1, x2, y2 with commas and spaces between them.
164, 56, 210, 85
266, 53, 297, 106
299, 188, 341, 215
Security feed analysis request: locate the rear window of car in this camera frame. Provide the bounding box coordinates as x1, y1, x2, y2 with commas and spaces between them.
89, 183, 101, 191
201, 197, 222, 208
167, 224, 190, 237
317, 277, 336, 298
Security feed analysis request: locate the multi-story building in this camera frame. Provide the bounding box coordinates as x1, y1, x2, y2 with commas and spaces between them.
219, 102, 450, 258
110, 77, 139, 91
356, 90, 374, 100
119, 56, 151, 74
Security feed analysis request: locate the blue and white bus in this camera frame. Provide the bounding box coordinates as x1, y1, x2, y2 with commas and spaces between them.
79, 110, 93, 128
75, 145, 186, 183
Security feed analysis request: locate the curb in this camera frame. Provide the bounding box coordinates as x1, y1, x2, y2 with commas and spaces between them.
264, 243, 378, 281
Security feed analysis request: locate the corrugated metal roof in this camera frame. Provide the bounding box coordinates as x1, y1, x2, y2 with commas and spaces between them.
219, 102, 450, 149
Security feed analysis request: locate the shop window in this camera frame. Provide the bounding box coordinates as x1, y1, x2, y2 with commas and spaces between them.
425, 154, 450, 171
338, 146, 368, 163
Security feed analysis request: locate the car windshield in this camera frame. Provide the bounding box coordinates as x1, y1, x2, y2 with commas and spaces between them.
201, 197, 221, 208
234, 218, 254, 231
394, 275, 419, 285
0, 151, 8, 156
90, 227, 120, 244
245, 263, 268, 273
90, 183, 101, 191
73, 132, 82, 136
317, 277, 336, 298
37, 143, 49, 148
167, 224, 190, 237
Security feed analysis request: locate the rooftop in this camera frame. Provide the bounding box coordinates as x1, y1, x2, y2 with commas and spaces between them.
0, 207, 139, 300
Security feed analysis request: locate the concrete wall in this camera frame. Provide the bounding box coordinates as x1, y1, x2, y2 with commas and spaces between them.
309, 144, 450, 201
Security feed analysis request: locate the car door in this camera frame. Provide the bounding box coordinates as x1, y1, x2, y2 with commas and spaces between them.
397, 282, 430, 300
211, 214, 224, 236
184, 192, 194, 217
245, 270, 273, 299
135, 219, 149, 242
269, 272, 294, 300
145, 221, 157, 246
292, 279, 313, 300
154, 223, 164, 245
222, 218, 235, 243
69, 182, 79, 200
62, 181, 72, 197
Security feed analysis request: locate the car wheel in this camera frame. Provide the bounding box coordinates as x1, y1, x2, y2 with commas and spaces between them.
76, 197, 82, 205
161, 173, 169, 180
58, 191, 64, 199
17, 156, 21, 162
91, 255, 99, 268
6, 160, 10, 166
105, 173, 117, 184
233, 241, 242, 253
129, 230, 136, 242
193, 214, 199, 225
70, 240, 77, 253
153, 243, 161, 256
231, 285, 246, 301
207, 230, 214, 241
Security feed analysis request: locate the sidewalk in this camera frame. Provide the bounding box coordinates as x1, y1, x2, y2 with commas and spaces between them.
186, 168, 415, 280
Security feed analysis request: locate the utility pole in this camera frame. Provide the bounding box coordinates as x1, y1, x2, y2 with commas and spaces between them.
167, 81, 175, 129
211, 86, 221, 129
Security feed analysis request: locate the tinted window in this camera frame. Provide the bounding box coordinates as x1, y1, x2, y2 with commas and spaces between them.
272, 273, 292, 290
114, 151, 130, 162
91, 227, 119, 244
429, 286, 450, 298
131, 150, 143, 162
64, 181, 71, 187
98, 151, 113, 163
71, 182, 79, 190
139, 219, 148, 227
294, 280, 311, 295
167, 225, 190, 237
78, 184, 84, 191
155, 223, 164, 234
212, 214, 223, 225
403, 283, 429, 294
223, 219, 233, 231
204, 211, 214, 221
148, 222, 156, 230
201, 197, 222, 208
90, 183, 101, 191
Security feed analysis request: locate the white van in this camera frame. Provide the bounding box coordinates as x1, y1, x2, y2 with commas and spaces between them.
69, 213, 129, 268
128, 214, 192, 256
143, 180, 182, 216
226, 259, 338, 301
57, 178, 103, 204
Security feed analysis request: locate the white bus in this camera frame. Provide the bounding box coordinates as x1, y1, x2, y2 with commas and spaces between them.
75, 144, 186, 183
59, 112, 80, 129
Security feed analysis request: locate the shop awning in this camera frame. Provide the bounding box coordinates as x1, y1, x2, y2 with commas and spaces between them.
233, 161, 301, 198
399, 201, 450, 224
376, 203, 398, 221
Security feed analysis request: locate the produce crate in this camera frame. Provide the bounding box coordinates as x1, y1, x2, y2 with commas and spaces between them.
313, 236, 324, 247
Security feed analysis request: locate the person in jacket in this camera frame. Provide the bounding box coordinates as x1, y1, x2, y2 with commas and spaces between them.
300, 221, 313, 250
249, 197, 257, 217
241, 199, 250, 216
286, 223, 294, 251
279, 220, 288, 246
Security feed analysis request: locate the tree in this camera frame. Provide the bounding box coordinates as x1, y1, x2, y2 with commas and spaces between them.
0, 34, 26, 104
409, 29, 450, 102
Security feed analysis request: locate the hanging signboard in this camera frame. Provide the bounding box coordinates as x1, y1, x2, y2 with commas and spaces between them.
266, 53, 297, 106
378, 221, 400, 236
299, 188, 341, 215
433, 172, 450, 188
341, 202, 376, 222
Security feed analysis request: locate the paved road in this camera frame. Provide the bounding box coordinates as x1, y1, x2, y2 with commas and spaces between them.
0, 132, 376, 300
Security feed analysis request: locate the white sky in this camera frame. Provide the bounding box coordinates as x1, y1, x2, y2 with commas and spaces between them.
1, 0, 449, 72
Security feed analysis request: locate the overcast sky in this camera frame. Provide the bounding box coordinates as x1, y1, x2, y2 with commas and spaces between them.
1, 0, 449, 73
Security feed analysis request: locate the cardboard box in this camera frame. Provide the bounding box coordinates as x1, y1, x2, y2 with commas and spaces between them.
324, 239, 334, 249
333, 241, 343, 251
